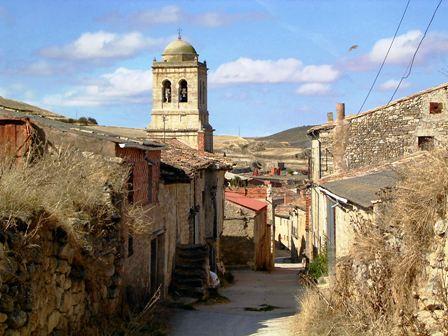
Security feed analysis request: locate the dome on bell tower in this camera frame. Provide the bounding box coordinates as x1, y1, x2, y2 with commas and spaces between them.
162, 37, 198, 62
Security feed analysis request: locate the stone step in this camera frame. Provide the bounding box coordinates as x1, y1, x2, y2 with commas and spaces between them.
175, 256, 207, 267
171, 285, 207, 299
171, 277, 204, 288
173, 268, 208, 280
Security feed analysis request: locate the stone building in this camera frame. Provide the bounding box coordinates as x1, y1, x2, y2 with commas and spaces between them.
307, 82, 448, 267
274, 200, 307, 262
147, 36, 213, 152
86, 126, 230, 299
0, 102, 166, 333
222, 191, 272, 271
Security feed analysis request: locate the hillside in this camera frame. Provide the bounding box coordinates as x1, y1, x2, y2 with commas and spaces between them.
256, 125, 314, 148
214, 125, 314, 170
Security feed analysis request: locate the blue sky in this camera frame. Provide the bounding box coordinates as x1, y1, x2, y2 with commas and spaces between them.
1, 0, 448, 136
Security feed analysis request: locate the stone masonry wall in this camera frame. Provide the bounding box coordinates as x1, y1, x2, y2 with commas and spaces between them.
222, 201, 256, 268
344, 85, 448, 170
0, 215, 124, 336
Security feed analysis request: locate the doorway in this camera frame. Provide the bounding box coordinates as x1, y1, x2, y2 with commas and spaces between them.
150, 234, 165, 296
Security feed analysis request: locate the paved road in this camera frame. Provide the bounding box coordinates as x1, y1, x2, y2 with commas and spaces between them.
169, 264, 302, 336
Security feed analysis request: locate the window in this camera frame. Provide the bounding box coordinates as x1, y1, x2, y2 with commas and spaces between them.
430, 102, 442, 114
179, 80, 188, 102
162, 80, 171, 103
128, 234, 134, 257
127, 168, 134, 204
418, 136, 434, 151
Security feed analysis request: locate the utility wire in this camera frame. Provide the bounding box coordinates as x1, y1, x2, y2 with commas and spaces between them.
388, 0, 444, 103
357, 0, 411, 114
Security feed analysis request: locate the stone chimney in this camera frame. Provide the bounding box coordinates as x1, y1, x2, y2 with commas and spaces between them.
333, 102, 348, 173
336, 103, 345, 122
327, 112, 334, 123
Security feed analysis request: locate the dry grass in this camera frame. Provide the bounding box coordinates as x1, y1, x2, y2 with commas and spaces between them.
0, 148, 129, 246
294, 150, 448, 336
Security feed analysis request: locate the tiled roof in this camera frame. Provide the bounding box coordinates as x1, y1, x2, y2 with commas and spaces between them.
225, 191, 267, 212
275, 204, 294, 218
161, 139, 232, 175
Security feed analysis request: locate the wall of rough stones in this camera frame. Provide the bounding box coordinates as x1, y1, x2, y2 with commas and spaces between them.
344, 86, 447, 169
0, 214, 124, 336
312, 84, 448, 177
222, 201, 256, 268
414, 218, 448, 334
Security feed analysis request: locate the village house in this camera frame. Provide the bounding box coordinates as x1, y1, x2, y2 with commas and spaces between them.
274, 198, 308, 263
223, 191, 272, 270
307, 82, 448, 269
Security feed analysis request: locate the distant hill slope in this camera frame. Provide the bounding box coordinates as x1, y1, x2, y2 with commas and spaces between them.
257, 125, 314, 147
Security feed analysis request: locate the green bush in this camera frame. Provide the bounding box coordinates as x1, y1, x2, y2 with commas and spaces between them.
307, 251, 328, 280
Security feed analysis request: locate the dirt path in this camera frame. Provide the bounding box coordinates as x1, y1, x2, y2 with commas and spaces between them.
169, 264, 302, 336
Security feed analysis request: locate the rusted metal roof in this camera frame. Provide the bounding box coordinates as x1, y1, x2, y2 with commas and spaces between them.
225, 191, 267, 212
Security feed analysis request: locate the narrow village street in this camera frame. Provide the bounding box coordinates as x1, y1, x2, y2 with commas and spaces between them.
169, 263, 302, 336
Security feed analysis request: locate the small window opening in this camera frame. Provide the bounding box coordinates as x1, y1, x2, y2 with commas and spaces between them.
127, 168, 134, 204
418, 136, 434, 151
162, 80, 171, 103
128, 234, 134, 257
179, 80, 188, 103
430, 102, 442, 114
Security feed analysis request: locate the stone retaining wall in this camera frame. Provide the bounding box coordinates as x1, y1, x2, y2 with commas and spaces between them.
0, 212, 124, 336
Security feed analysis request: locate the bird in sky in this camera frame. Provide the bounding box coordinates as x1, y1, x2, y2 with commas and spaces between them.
348, 44, 359, 52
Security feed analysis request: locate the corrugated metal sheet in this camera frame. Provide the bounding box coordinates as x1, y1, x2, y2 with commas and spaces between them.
0, 119, 32, 159
225, 191, 267, 212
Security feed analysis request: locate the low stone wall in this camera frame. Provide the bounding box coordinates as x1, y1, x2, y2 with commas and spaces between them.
0, 213, 124, 335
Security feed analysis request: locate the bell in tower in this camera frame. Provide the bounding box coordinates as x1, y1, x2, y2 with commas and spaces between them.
147, 35, 214, 153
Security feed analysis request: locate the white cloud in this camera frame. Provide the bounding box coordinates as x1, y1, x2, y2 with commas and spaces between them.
41, 31, 166, 61
346, 30, 448, 71
378, 79, 411, 91
132, 5, 181, 25
296, 83, 331, 96
369, 30, 422, 64
209, 58, 339, 85
43, 67, 152, 107
102, 6, 266, 28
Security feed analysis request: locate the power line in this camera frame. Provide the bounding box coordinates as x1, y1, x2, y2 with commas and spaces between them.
357, 0, 411, 114
388, 0, 444, 103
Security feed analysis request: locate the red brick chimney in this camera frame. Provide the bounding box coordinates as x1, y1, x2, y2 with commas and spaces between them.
197, 130, 205, 155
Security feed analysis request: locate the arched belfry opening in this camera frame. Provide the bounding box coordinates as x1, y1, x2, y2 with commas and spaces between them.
148, 36, 213, 152
162, 80, 172, 103
179, 80, 188, 103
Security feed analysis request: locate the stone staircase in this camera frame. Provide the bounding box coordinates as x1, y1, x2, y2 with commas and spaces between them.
171, 244, 210, 300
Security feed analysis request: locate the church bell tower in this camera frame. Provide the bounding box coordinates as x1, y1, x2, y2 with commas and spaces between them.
147, 34, 214, 153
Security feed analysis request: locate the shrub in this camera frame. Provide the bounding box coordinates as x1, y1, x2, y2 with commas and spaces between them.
307, 250, 327, 281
